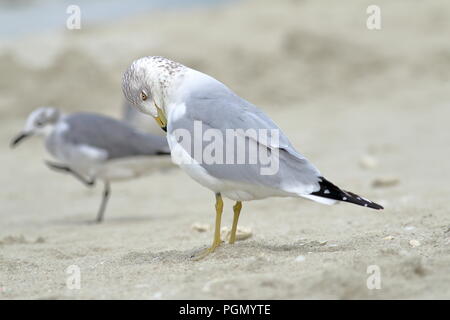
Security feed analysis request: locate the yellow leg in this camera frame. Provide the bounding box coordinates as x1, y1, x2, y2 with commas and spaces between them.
229, 201, 242, 244
210, 193, 224, 250
193, 193, 223, 260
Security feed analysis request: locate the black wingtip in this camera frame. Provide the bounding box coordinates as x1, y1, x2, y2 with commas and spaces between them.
311, 177, 384, 210
342, 190, 384, 210
370, 203, 384, 210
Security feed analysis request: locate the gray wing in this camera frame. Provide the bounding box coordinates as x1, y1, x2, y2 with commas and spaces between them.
169, 83, 321, 194
63, 113, 169, 160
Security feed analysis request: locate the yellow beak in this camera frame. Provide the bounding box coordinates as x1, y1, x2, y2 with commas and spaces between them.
154, 104, 167, 132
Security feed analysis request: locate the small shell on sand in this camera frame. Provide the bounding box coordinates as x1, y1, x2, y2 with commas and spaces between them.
35, 236, 45, 243
221, 226, 253, 242
295, 255, 306, 262
372, 177, 400, 188
359, 155, 378, 169
191, 223, 211, 232
383, 235, 395, 240
152, 292, 162, 299
0, 235, 45, 245
409, 239, 421, 247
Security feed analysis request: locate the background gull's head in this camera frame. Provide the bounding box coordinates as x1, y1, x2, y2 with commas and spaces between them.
11, 107, 61, 148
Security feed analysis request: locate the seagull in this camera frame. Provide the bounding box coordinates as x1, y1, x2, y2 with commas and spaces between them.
11, 107, 171, 223
122, 56, 383, 257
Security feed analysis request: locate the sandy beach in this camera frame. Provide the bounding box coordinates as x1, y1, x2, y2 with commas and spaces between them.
1, 0, 449, 299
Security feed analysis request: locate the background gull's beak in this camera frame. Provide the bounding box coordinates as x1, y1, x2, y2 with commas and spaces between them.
10, 131, 31, 148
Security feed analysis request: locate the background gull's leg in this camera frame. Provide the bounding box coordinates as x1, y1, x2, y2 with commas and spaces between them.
45, 160, 95, 187
96, 181, 110, 223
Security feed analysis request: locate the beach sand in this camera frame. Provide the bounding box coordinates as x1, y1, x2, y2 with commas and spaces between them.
1, 0, 449, 299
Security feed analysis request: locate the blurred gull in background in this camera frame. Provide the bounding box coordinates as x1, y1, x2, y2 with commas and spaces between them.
11, 107, 171, 223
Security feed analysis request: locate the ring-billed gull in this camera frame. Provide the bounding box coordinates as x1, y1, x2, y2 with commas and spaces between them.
122, 56, 383, 257
11, 107, 171, 223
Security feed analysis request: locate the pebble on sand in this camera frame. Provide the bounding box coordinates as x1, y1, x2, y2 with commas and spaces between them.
359, 155, 378, 169
372, 177, 400, 188
295, 255, 306, 262
220, 226, 253, 242
409, 239, 421, 247
0, 235, 45, 245
191, 223, 211, 232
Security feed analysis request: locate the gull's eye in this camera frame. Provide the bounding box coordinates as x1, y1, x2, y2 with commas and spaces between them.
140, 91, 148, 101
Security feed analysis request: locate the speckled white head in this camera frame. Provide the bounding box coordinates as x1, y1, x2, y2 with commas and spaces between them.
122, 56, 186, 119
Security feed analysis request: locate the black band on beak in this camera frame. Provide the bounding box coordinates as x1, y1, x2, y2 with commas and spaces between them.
10, 132, 30, 148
